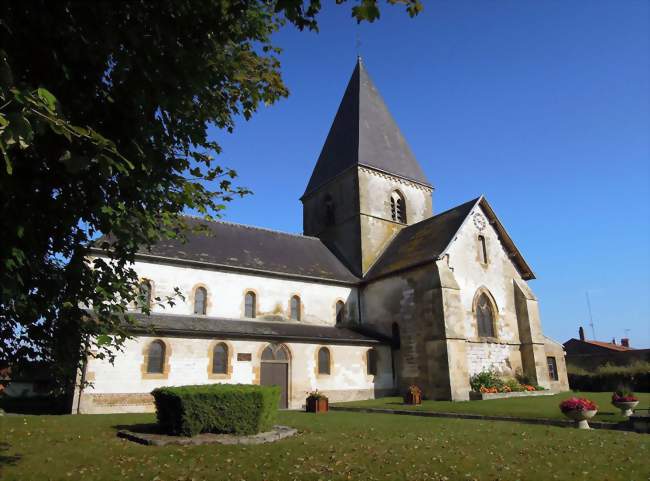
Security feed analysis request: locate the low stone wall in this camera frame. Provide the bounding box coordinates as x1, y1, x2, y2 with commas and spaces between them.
469, 390, 556, 401
78, 393, 156, 414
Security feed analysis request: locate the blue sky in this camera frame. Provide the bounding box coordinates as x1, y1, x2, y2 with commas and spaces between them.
207, 1, 649, 347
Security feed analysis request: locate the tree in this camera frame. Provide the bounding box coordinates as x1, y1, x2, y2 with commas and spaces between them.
0, 0, 422, 391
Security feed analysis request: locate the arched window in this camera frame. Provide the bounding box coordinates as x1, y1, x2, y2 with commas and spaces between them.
476, 292, 496, 338
138, 281, 152, 311
290, 295, 301, 321
335, 301, 345, 325
146, 340, 165, 374
244, 291, 256, 318
194, 287, 207, 315
261, 343, 289, 361
392, 323, 401, 349
478, 235, 488, 264
318, 347, 331, 375
366, 348, 378, 376
390, 191, 406, 223
324, 194, 335, 226
212, 342, 228, 374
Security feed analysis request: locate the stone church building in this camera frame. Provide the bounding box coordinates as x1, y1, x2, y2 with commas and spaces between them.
74, 60, 569, 414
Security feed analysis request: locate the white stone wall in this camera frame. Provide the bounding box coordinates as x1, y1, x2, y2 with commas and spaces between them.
466, 342, 520, 376
79, 335, 393, 413
445, 203, 534, 375
127, 259, 358, 325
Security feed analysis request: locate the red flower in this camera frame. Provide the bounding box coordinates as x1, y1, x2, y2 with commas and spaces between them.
559, 397, 598, 413
612, 392, 638, 403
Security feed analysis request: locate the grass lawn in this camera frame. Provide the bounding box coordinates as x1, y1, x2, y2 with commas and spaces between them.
1, 410, 648, 481
334, 391, 650, 423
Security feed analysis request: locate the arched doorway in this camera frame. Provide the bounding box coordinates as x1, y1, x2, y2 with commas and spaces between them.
260, 343, 290, 408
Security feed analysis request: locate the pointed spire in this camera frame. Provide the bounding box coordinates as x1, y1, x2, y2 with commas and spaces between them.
303, 59, 431, 197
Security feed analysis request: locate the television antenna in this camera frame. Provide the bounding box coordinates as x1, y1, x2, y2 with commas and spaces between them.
585, 291, 596, 340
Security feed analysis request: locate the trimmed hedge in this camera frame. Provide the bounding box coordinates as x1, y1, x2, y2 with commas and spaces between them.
568, 371, 650, 392
151, 384, 280, 436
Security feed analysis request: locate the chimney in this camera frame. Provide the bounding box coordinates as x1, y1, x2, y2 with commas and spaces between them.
579, 326, 585, 341
621, 338, 630, 348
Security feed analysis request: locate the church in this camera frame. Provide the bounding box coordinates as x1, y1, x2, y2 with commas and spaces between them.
73, 59, 569, 414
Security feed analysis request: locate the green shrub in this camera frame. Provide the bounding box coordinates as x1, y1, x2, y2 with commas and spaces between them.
596, 361, 650, 375
470, 370, 504, 391
503, 378, 524, 392
151, 384, 280, 436
514, 368, 533, 386
568, 370, 649, 392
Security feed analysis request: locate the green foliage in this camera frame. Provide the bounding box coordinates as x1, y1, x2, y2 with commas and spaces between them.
567, 361, 650, 391
469, 370, 504, 391
568, 370, 649, 392
596, 361, 650, 375
503, 378, 525, 392
613, 384, 634, 397
151, 383, 280, 436
514, 368, 533, 386
0, 1, 422, 390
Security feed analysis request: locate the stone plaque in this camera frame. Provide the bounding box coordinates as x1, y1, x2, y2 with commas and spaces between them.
237, 353, 252, 362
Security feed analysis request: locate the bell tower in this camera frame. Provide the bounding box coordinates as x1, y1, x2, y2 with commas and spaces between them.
302, 59, 433, 277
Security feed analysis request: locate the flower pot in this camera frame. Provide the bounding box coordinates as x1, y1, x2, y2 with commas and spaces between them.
563, 409, 597, 429
306, 397, 328, 413
404, 392, 421, 405
613, 400, 638, 417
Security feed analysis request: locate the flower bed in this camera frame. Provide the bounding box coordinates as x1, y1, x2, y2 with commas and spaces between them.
469, 390, 556, 401
469, 370, 546, 399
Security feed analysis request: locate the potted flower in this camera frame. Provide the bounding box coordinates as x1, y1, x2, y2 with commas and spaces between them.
611, 388, 639, 417
404, 385, 422, 405
559, 397, 598, 429
306, 390, 328, 413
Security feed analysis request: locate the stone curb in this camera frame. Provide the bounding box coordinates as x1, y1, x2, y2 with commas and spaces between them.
117, 425, 297, 446
330, 406, 642, 433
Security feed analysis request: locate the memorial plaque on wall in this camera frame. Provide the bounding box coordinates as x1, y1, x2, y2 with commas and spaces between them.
237, 353, 252, 362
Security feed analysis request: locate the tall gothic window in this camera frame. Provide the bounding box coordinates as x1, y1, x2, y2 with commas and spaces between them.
212, 343, 228, 374
194, 287, 207, 315
335, 301, 345, 325
318, 347, 331, 375
146, 340, 165, 374
290, 295, 301, 321
390, 191, 406, 223
244, 291, 256, 318
478, 235, 488, 264
547, 357, 558, 381
476, 292, 496, 338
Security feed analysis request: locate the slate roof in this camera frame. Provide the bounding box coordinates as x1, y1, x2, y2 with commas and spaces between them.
126, 218, 359, 284
365, 198, 478, 279
126, 312, 385, 345
365, 196, 535, 281
564, 339, 634, 352
303, 58, 431, 197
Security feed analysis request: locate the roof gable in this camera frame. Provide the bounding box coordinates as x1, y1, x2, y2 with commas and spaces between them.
303, 58, 431, 197
364, 196, 535, 281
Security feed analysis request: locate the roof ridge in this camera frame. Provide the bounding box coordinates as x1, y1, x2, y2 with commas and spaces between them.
182, 216, 318, 241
